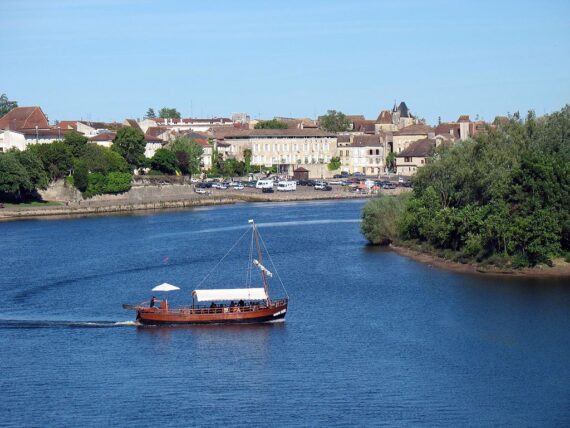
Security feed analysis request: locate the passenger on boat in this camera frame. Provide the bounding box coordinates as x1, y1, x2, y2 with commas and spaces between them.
210, 302, 217, 308
238, 300, 244, 307
150, 296, 157, 308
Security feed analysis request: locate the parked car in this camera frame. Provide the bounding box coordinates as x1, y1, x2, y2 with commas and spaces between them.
341, 171, 350, 177
306, 180, 316, 186
382, 182, 396, 189
398, 177, 404, 184
328, 180, 343, 185
262, 187, 274, 193
314, 183, 327, 190
333, 174, 343, 179
353, 172, 365, 177
322, 185, 333, 191
233, 184, 244, 190
195, 188, 208, 194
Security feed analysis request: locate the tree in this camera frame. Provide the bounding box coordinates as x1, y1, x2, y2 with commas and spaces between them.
144, 108, 156, 119
169, 137, 203, 178
63, 130, 88, 158
254, 119, 288, 129
151, 148, 177, 175
362, 104, 570, 268
319, 110, 351, 132
112, 127, 146, 169
73, 159, 89, 192
327, 156, 341, 171
0, 152, 32, 200
29, 142, 74, 181
158, 107, 181, 119
16, 150, 49, 191
386, 152, 396, 172
243, 148, 252, 174
0, 93, 18, 117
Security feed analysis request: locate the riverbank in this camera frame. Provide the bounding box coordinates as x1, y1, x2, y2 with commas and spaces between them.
390, 244, 570, 278
0, 187, 380, 220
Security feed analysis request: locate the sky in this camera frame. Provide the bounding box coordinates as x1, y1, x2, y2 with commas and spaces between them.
1, 0, 569, 124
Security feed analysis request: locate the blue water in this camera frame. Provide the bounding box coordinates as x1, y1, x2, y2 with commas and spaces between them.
1, 200, 569, 427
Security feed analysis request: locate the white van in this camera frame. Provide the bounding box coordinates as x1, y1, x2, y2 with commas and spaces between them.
277, 181, 297, 192
255, 179, 274, 189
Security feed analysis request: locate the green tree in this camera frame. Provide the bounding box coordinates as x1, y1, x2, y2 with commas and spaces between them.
254, 119, 288, 129
361, 194, 409, 245
0, 152, 32, 200
327, 156, 341, 171
79, 144, 129, 174
319, 110, 351, 132
73, 159, 89, 192
29, 142, 74, 181
63, 130, 88, 158
16, 150, 49, 191
169, 137, 203, 178
386, 152, 396, 172
362, 104, 570, 268
112, 127, 146, 169
0, 93, 18, 117
158, 107, 181, 119
151, 148, 177, 175
243, 148, 252, 174
144, 108, 156, 119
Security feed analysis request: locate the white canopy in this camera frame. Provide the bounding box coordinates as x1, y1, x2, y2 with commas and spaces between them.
152, 283, 181, 292
192, 288, 267, 302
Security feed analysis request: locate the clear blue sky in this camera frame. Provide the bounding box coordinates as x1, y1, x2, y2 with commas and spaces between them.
1, 0, 569, 124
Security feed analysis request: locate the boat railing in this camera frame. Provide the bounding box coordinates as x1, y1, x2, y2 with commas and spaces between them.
137, 298, 287, 315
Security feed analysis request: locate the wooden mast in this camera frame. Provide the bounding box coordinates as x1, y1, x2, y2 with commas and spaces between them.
252, 221, 271, 305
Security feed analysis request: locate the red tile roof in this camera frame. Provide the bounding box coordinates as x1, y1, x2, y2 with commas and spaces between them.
89, 132, 116, 141
376, 110, 392, 124
393, 123, 433, 136
350, 135, 383, 147
0, 106, 50, 131
397, 138, 436, 157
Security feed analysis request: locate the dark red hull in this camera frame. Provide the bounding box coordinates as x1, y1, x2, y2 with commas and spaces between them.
127, 300, 288, 325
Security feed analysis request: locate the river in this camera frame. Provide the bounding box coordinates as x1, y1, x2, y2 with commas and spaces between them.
1, 200, 569, 426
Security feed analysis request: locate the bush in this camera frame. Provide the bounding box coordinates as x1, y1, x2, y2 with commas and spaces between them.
361, 194, 409, 245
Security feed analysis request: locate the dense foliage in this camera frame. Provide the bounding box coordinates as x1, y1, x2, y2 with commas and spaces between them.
0, 150, 48, 200
112, 127, 146, 169
168, 137, 203, 178
0, 93, 18, 117
144, 108, 156, 119
319, 110, 351, 132
151, 148, 177, 175
158, 107, 181, 119
327, 156, 341, 171
254, 119, 288, 129
362, 106, 570, 268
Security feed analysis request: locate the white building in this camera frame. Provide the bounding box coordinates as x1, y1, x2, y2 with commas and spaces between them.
214, 128, 337, 176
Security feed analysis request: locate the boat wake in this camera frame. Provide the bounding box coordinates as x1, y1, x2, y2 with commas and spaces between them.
0, 319, 140, 329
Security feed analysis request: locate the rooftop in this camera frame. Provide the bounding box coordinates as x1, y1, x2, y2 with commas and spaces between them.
397, 138, 436, 158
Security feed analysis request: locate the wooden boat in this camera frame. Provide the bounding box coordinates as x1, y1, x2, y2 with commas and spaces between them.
123, 219, 289, 325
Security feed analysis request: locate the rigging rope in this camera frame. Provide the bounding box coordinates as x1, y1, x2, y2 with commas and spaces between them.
194, 227, 251, 290
258, 230, 289, 299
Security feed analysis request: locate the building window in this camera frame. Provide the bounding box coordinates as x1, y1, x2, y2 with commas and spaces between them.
405, 157, 412, 162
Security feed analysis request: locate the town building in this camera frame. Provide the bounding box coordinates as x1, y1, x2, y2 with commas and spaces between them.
213, 128, 337, 177
0, 106, 72, 150
392, 123, 434, 154
395, 138, 436, 175
150, 117, 234, 133
338, 134, 386, 175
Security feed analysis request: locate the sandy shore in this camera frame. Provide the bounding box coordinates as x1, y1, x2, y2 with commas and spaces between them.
390, 244, 570, 278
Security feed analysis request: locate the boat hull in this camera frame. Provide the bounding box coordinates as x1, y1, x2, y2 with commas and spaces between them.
133, 302, 288, 325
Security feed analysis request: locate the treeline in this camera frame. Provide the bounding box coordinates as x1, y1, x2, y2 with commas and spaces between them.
0, 127, 204, 202
362, 105, 570, 268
